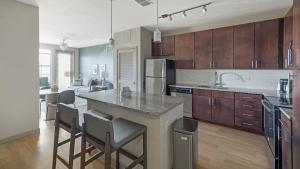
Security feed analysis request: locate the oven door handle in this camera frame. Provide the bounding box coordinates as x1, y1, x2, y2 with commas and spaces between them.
262, 100, 273, 112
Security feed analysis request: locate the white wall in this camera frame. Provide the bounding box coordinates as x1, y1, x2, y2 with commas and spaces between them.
176, 69, 292, 90
0, 0, 39, 142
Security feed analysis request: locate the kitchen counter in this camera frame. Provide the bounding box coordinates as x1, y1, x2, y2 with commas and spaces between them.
169, 84, 279, 97
280, 107, 293, 120
78, 89, 184, 169
78, 89, 184, 117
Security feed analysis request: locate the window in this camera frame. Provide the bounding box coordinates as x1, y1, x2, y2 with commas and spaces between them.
39, 49, 52, 83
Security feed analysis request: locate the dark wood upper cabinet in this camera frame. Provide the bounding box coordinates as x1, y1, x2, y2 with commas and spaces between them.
161, 36, 175, 56
195, 30, 213, 69
152, 41, 162, 56
294, 0, 300, 69
213, 27, 234, 69
151, 36, 175, 56
175, 33, 195, 69
284, 8, 294, 69
255, 19, 283, 69
234, 23, 255, 69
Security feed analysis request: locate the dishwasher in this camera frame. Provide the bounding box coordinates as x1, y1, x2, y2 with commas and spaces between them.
170, 87, 193, 118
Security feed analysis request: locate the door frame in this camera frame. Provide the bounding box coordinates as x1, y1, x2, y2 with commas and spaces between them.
116, 47, 138, 91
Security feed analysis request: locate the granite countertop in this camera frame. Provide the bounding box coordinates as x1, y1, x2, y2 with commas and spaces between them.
169, 84, 279, 97
78, 89, 184, 117
280, 108, 293, 120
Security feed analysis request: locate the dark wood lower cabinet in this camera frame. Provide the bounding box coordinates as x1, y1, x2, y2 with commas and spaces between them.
193, 89, 264, 134
212, 97, 235, 126
192, 95, 212, 121
280, 112, 292, 169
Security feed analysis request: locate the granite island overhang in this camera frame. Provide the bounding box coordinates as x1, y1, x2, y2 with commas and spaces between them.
78, 89, 184, 169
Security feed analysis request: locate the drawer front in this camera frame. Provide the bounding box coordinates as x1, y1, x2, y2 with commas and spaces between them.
235, 93, 262, 101
235, 100, 262, 112
212, 91, 234, 99
236, 109, 262, 121
193, 89, 211, 96
235, 117, 262, 132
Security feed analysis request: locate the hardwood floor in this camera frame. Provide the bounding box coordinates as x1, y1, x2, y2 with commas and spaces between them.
198, 122, 270, 169
0, 120, 270, 169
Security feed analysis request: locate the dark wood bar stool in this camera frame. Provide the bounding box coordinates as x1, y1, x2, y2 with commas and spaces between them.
81, 113, 147, 169
52, 103, 112, 169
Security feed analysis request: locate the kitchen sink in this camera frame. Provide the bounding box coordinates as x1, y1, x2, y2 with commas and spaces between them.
196, 85, 229, 90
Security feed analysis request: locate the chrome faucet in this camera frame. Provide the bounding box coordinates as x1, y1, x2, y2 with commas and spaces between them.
215, 72, 245, 87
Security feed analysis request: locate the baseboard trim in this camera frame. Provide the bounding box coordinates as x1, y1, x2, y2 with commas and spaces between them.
0, 128, 40, 145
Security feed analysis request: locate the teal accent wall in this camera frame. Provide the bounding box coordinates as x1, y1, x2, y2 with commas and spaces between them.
79, 44, 113, 85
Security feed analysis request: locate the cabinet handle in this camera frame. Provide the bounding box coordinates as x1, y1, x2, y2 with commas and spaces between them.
208, 97, 212, 106
210, 61, 212, 69
212, 98, 215, 106
243, 104, 253, 108
242, 96, 253, 100
255, 60, 258, 69
242, 122, 253, 126
251, 60, 254, 69
242, 113, 254, 117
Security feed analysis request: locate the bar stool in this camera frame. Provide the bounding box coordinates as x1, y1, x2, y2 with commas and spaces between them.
81, 113, 147, 169
52, 103, 113, 169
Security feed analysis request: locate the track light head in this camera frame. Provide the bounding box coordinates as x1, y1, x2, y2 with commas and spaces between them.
202, 6, 207, 13
182, 11, 187, 18
169, 15, 173, 21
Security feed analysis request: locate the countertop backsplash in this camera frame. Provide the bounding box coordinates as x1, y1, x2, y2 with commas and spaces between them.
176, 69, 292, 90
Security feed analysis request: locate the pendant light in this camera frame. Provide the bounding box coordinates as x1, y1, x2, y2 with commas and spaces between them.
108, 0, 114, 47
153, 0, 161, 43
60, 39, 68, 51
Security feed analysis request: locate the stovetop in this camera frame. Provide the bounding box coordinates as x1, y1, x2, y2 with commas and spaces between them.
265, 94, 293, 109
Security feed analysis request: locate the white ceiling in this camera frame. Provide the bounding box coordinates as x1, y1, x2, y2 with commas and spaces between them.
19, 0, 292, 48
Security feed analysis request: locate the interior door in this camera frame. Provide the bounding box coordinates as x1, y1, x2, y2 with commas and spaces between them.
117, 48, 137, 91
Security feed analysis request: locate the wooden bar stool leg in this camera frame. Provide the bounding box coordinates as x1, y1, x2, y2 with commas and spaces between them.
52, 122, 60, 169
80, 124, 86, 169
116, 150, 120, 169
68, 120, 76, 169
105, 133, 111, 169
143, 131, 147, 169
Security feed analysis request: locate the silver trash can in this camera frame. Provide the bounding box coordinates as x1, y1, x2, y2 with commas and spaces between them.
173, 117, 198, 169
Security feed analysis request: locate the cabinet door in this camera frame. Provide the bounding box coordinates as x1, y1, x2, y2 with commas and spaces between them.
175, 33, 195, 69
212, 98, 235, 126
162, 36, 175, 56
234, 23, 255, 69
281, 122, 292, 169
192, 95, 212, 121
195, 30, 213, 69
212, 27, 234, 69
152, 40, 162, 56
294, 0, 300, 68
255, 19, 283, 69
283, 8, 293, 69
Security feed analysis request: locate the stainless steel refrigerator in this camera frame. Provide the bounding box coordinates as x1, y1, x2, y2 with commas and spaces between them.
145, 59, 175, 95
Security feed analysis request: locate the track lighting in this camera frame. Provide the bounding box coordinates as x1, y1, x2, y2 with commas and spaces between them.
202, 5, 207, 13
182, 11, 187, 18
158, 2, 213, 21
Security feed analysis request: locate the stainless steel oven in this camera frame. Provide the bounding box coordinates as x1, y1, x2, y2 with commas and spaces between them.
262, 99, 280, 169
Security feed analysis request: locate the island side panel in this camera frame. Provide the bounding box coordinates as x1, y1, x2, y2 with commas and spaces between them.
87, 100, 184, 169
159, 104, 184, 169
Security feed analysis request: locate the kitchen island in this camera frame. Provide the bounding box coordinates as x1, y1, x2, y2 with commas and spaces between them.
78, 89, 184, 169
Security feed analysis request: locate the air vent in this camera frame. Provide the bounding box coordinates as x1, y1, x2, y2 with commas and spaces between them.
135, 0, 153, 7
